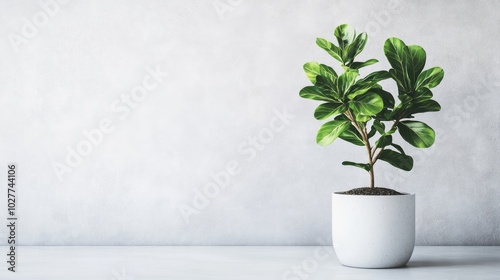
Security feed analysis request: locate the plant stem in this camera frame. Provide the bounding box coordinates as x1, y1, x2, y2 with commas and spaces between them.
363, 125, 375, 189
345, 111, 364, 136
345, 110, 375, 188
372, 120, 400, 164
372, 147, 384, 164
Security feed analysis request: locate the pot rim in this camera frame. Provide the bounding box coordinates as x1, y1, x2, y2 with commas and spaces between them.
333, 192, 415, 196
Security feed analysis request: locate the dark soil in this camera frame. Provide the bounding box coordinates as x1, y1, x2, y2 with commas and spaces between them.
338, 187, 404, 195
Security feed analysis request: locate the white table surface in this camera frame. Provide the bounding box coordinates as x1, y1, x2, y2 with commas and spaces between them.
0, 246, 499, 279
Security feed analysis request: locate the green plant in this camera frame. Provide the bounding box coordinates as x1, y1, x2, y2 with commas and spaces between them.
300, 24, 444, 189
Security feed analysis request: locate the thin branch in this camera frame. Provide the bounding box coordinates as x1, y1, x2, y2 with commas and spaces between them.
345, 110, 365, 138
372, 147, 384, 164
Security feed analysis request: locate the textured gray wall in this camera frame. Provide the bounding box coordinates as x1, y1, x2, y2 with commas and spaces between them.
0, 0, 498, 246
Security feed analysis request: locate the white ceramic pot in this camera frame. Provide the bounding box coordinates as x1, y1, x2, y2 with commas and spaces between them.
332, 192, 415, 268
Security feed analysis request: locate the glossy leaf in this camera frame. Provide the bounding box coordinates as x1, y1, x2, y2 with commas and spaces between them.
391, 102, 409, 119
414, 87, 433, 102
385, 125, 398, 135
344, 33, 367, 64
416, 67, 444, 89
390, 143, 406, 154
410, 99, 441, 115
299, 86, 334, 102
303, 62, 321, 84
316, 38, 343, 63
354, 114, 371, 122
376, 108, 394, 121
320, 64, 338, 80
389, 68, 407, 92
302, 63, 339, 86
363, 70, 391, 83
342, 161, 370, 171
407, 45, 426, 84
314, 102, 347, 120
347, 71, 390, 100
367, 125, 377, 138
334, 114, 350, 121
372, 120, 385, 134
347, 81, 375, 100
350, 59, 378, 70
375, 135, 392, 148
336, 71, 358, 98
316, 120, 350, 146
397, 121, 435, 148
315, 76, 338, 99
378, 149, 414, 171
371, 88, 394, 108
334, 24, 356, 49
352, 33, 368, 57
349, 92, 384, 116
384, 38, 410, 89
339, 125, 365, 146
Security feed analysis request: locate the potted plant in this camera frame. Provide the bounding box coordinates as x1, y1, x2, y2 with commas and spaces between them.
299, 24, 444, 268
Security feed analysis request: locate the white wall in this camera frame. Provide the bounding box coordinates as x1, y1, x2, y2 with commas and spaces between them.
0, 0, 498, 245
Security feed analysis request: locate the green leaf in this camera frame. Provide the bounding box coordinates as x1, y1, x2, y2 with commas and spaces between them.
414, 87, 433, 102
336, 71, 358, 98
367, 125, 376, 138
385, 126, 398, 135
372, 120, 385, 134
375, 135, 392, 148
352, 33, 367, 57
384, 38, 408, 74
342, 161, 370, 171
363, 70, 391, 83
303, 62, 321, 84
378, 149, 414, 171
344, 32, 367, 65
339, 125, 365, 146
316, 120, 350, 146
299, 86, 335, 102
390, 143, 406, 154
316, 38, 343, 63
397, 121, 435, 148
319, 64, 338, 80
372, 88, 395, 109
350, 59, 378, 70
334, 24, 356, 49
407, 45, 426, 84
416, 67, 444, 89
349, 92, 384, 116
389, 68, 407, 92
347, 81, 374, 100
410, 99, 441, 115
384, 38, 410, 91
376, 108, 394, 121
315, 76, 340, 100
334, 114, 350, 121
314, 102, 347, 120
347, 71, 391, 100
398, 93, 412, 103
354, 114, 371, 122
303, 62, 338, 85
